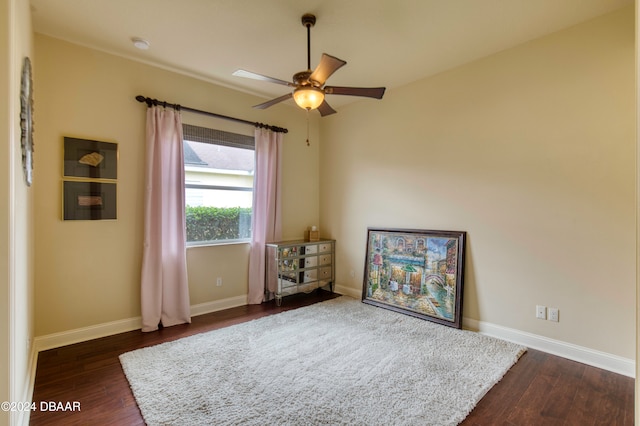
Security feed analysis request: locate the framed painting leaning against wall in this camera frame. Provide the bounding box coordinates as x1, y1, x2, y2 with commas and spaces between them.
362, 228, 466, 329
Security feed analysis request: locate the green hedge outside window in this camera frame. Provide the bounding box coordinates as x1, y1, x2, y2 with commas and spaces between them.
186, 206, 252, 242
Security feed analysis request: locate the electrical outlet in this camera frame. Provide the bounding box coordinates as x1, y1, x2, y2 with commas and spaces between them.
548, 307, 559, 322
216, 277, 222, 287
536, 305, 546, 320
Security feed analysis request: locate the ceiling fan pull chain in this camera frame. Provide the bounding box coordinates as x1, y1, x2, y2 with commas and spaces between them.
306, 109, 312, 146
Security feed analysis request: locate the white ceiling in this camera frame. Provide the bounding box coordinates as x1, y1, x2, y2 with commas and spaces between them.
30, 0, 632, 110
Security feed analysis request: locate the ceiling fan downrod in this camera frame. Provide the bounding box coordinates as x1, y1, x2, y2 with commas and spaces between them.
301, 13, 316, 71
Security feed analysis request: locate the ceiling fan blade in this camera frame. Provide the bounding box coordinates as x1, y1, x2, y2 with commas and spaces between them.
317, 100, 337, 117
325, 86, 386, 99
233, 69, 293, 87
309, 54, 347, 86
252, 93, 293, 110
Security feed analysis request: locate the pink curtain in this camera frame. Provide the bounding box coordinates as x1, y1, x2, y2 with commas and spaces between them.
248, 128, 283, 304
140, 106, 191, 332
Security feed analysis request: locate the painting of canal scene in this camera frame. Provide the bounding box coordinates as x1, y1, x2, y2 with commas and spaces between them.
362, 228, 466, 328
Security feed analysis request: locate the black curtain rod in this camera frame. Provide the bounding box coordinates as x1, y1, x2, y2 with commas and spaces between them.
135, 95, 288, 134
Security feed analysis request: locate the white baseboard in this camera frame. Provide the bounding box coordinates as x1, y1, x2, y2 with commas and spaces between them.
16, 344, 39, 426
334, 285, 360, 299
32, 288, 634, 378
463, 317, 635, 378
33, 294, 248, 353
190, 295, 247, 317
335, 284, 634, 377
34, 316, 142, 353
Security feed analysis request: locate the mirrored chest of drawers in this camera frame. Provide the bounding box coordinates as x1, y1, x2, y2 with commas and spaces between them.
265, 239, 335, 306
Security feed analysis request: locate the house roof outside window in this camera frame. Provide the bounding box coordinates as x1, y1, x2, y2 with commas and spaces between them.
184, 140, 254, 173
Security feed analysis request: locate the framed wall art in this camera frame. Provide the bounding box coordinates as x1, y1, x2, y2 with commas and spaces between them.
63, 181, 117, 220
64, 137, 118, 180
362, 228, 466, 328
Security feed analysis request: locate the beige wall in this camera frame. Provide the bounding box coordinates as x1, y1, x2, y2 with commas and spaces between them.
321, 7, 636, 359
0, 5, 9, 425
2, 0, 34, 425
33, 35, 320, 336
636, 0, 639, 419
30, 4, 637, 368
0, 2, 10, 422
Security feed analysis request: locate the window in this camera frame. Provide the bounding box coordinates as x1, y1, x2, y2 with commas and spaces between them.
183, 124, 254, 245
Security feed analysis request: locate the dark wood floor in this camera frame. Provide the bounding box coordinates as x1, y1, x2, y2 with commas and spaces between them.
30, 290, 634, 425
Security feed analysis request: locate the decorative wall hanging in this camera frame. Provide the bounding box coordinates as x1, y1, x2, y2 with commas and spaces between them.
362, 228, 466, 329
63, 137, 118, 179
20, 57, 34, 186
63, 181, 117, 220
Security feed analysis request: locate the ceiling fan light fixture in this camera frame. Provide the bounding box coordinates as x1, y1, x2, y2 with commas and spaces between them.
293, 86, 324, 110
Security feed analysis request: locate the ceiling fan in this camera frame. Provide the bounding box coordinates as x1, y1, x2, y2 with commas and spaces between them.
232, 13, 385, 117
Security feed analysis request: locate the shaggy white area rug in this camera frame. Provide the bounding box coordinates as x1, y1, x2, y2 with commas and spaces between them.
120, 297, 526, 426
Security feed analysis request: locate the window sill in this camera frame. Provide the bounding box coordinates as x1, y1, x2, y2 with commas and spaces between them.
186, 240, 251, 249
